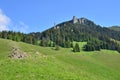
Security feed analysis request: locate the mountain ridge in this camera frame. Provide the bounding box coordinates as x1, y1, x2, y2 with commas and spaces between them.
38, 16, 120, 52
0, 16, 120, 52
53, 16, 96, 29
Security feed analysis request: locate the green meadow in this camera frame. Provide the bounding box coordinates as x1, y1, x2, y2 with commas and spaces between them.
0, 38, 120, 80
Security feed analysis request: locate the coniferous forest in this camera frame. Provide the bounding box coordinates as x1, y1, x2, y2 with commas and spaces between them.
0, 17, 120, 53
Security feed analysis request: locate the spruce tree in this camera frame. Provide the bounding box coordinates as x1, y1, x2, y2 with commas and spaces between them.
73, 43, 80, 52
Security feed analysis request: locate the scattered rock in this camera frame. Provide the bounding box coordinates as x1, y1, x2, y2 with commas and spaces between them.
9, 47, 27, 59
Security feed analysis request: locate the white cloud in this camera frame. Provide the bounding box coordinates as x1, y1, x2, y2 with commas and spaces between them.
9, 21, 29, 33
0, 9, 29, 33
0, 9, 11, 31
14, 21, 29, 33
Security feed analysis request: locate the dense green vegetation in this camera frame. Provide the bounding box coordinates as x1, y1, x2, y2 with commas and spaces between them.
0, 38, 120, 80
0, 19, 120, 52
0, 20, 120, 52
0, 31, 38, 45
0, 17, 120, 53
37, 18, 120, 52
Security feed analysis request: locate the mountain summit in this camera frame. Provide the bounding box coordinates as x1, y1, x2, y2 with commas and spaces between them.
0, 16, 120, 52
37, 16, 120, 52
72, 16, 94, 25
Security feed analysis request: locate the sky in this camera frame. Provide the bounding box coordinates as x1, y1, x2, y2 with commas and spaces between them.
0, 0, 120, 33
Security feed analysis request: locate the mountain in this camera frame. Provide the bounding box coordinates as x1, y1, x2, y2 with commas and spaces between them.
109, 26, 120, 31
0, 16, 120, 52
39, 16, 120, 41
0, 17, 120, 79
37, 16, 120, 52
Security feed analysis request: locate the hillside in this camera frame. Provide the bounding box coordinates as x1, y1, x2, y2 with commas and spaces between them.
0, 38, 120, 80
0, 16, 120, 52
39, 17, 120, 41
109, 26, 120, 31
37, 16, 120, 52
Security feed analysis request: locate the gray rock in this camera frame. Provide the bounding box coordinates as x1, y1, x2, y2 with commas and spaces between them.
9, 47, 27, 59
73, 16, 78, 24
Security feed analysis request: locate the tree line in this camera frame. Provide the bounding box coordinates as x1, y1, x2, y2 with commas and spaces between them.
0, 19, 120, 53
0, 31, 38, 45
36, 20, 120, 53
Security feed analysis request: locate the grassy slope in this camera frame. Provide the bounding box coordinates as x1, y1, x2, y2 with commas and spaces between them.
109, 26, 120, 31
0, 38, 120, 80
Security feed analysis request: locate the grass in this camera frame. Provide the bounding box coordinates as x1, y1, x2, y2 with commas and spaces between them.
0, 38, 120, 80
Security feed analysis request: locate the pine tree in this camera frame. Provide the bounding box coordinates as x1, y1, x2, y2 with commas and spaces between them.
55, 45, 60, 50
53, 42, 55, 47
73, 43, 80, 52
40, 40, 46, 47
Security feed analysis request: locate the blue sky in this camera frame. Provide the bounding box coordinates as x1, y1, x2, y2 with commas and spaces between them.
0, 0, 120, 33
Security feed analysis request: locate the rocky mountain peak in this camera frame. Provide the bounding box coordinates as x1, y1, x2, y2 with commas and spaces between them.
72, 16, 78, 24
72, 16, 94, 25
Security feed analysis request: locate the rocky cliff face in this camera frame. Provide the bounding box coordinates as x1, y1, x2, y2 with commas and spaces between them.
72, 16, 95, 25
73, 16, 78, 23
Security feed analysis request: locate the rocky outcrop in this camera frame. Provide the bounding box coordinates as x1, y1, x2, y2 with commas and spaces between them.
79, 18, 87, 24
72, 16, 94, 25
73, 16, 78, 24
